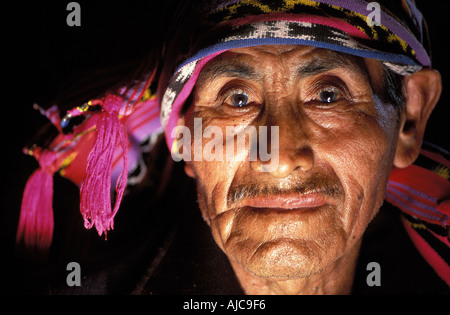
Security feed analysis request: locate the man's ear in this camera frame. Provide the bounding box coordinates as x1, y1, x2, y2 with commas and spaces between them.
184, 161, 195, 178
394, 68, 442, 168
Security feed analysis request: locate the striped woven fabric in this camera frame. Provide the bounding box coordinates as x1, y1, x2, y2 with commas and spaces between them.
386, 142, 450, 285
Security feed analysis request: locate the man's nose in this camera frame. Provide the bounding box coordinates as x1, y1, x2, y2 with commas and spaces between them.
250, 108, 314, 178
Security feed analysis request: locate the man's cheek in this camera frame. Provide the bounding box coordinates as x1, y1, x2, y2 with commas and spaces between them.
316, 127, 391, 221
192, 160, 235, 217
322, 115, 392, 172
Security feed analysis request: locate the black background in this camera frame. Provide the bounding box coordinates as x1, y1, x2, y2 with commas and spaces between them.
2, 0, 448, 287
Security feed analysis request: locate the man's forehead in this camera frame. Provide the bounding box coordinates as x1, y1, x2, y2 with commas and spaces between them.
197, 45, 369, 84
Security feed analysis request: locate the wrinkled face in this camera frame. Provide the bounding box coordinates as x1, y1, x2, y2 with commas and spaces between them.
181, 45, 401, 279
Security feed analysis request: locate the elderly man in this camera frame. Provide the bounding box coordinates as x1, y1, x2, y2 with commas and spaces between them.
14, 0, 448, 295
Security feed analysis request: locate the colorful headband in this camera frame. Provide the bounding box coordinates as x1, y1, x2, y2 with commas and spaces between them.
18, 0, 442, 253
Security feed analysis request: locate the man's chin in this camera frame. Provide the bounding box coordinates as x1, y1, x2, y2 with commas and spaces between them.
227, 238, 333, 279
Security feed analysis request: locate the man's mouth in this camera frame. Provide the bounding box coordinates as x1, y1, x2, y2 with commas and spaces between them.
226, 172, 343, 214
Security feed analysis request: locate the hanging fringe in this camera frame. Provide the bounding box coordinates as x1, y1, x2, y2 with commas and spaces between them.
16, 150, 58, 252
79, 94, 129, 238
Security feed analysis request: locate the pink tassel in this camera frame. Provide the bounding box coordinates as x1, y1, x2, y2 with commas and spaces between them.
16, 150, 57, 252
80, 94, 129, 238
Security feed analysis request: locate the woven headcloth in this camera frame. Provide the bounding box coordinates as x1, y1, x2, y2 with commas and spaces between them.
19, 0, 444, 255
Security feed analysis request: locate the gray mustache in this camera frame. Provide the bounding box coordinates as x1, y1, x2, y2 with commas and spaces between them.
227, 174, 343, 208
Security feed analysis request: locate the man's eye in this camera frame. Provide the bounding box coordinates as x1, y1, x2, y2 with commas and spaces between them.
318, 88, 340, 104
226, 92, 250, 107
